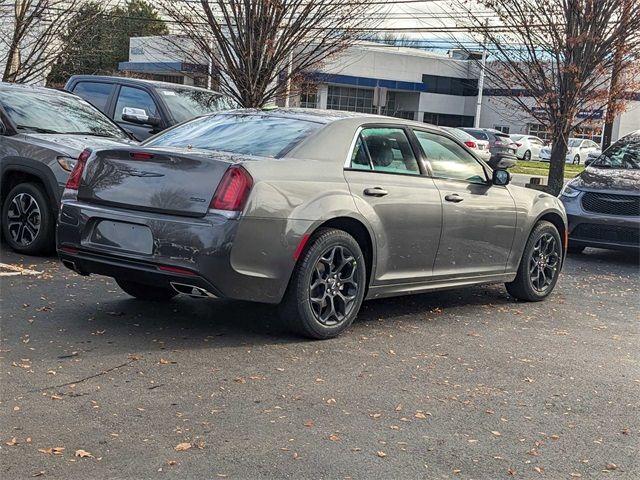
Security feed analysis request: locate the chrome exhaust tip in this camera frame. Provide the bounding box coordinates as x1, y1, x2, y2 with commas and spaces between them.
170, 282, 217, 298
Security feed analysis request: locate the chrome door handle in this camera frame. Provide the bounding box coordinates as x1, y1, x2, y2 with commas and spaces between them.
364, 187, 388, 197
444, 193, 464, 203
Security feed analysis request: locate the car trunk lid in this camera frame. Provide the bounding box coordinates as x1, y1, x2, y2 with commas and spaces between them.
77, 147, 240, 216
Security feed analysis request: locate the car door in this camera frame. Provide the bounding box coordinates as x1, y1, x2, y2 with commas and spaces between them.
113, 85, 163, 140
411, 129, 517, 278
343, 126, 442, 285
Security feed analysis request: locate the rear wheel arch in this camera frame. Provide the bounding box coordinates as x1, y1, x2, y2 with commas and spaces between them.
295, 217, 375, 291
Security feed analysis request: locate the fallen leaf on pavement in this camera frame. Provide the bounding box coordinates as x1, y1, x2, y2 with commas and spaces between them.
166, 460, 177, 466
377, 451, 387, 458
38, 447, 65, 455
174, 442, 192, 452
491, 431, 502, 436
74, 449, 93, 458
606, 464, 617, 471
6, 437, 18, 446
328, 434, 340, 441
303, 420, 314, 427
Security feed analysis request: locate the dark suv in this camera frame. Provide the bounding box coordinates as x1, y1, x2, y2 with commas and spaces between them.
65, 76, 236, 140
461, 128, 518, 165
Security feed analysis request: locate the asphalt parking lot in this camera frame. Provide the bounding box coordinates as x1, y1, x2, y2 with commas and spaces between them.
1, 244, 638, 479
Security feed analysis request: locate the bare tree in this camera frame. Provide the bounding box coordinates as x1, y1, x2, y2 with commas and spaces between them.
1, 0, 100, 84
160, 0, 382, 107
453, 0, 640, 194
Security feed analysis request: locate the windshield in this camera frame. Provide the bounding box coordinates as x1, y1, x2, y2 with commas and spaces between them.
568, 139, 582, 148
0, 89, 127, 138
157, 88, 237, 123
590, 136, 640, 169
144, 114, 321, 158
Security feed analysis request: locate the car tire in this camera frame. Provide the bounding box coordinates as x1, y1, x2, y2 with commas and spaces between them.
279, 228, 367, 339
523, 150, 531, 161
573, 155, 580, 164
567, 244, 585, 254
115, 279, 177, 301
505, 221, 562, 302
1, 183, 55, 255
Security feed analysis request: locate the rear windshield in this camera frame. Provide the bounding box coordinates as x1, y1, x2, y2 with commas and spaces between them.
466, 130, 488, 140
144, 114, 321, 158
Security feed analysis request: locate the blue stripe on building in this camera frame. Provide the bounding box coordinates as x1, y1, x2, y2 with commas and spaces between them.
309, 73, 427, 92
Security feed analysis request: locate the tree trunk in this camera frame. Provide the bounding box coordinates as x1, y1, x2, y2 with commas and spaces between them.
547, 124, 570, 196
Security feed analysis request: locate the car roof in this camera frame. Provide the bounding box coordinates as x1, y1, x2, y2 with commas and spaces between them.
0, 82, 79, 99
212, 108, 447, 131
66, 75, 219, 94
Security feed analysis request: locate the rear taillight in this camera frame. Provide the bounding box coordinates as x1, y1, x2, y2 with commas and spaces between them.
210, 165, 253, 211
65, 148, 91, 191
464, 140, 477, 149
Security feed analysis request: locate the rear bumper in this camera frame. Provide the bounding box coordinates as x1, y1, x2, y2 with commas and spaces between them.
562, 194, 640, 251
57, 200, 311, 303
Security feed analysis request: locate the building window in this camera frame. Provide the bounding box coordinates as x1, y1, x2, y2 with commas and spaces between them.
423, 112, 475, 128
299, 86, 318, 108
326, 85, 397, 114
528, 123, 603, 144
494, 125, 510, 134
422, 74, 478, 96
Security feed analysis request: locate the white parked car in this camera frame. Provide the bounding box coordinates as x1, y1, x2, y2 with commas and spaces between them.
539, 138, 601, 164
510, 134, 546, 161
441, 127, 491, 162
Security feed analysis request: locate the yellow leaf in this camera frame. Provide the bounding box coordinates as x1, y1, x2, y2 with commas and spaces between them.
6, 437, 18, 446
377, 451, 387, 458
174, 442, 192, 452
74, 449, 93, 458
159, 358, 170, 365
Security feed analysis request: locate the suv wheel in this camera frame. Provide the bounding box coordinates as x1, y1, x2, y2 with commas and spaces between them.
280, 228, 367, 339
2, 183, 54, 255
523, 150, 531, 161
573, 154, 580, 164
506, 221, 562, 301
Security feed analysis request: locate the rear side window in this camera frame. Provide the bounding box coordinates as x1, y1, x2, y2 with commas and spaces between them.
349, 127, 420, 175
72, 82, 113, 112
145, 114, 321, 158
115, 86, 159, 122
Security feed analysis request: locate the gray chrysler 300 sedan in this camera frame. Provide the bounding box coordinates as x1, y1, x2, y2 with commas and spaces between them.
57, 109, 568, 339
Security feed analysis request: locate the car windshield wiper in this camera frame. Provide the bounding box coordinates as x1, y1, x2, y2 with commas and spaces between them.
62, 131, 113, 137
16, 125, 59, 134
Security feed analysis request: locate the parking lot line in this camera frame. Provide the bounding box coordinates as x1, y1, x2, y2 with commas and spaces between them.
0, 263, 43, 276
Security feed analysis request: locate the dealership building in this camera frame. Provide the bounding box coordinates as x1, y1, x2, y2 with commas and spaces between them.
120, 36, 639, 144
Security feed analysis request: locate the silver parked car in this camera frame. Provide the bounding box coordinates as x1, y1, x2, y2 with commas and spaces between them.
0, 83, 134, 254
57, 109, 568, 339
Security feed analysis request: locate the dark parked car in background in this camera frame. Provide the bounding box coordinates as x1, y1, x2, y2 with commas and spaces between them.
462, 127, 518, 166
560, 130, 639, 253
0, 83, 133, 255
57, 109, 567, 339
65, 76, 236, 140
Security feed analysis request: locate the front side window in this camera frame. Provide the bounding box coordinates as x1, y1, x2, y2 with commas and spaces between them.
115, 86, 159, 122
72, 82, 114, 112
0, 90, 127, 138
349, 127, 420, 175
414, 130, 487, 184
144, 114, 321, 158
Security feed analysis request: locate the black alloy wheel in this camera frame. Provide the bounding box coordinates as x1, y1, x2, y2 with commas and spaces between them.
2, 183, 54, 255
506, 220, 563, 301
280, 228, 367, 339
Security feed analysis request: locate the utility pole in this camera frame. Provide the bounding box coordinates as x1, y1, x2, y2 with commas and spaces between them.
474, 19, 488, 128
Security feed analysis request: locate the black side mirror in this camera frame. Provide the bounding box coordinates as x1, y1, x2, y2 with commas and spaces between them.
492, 169, 510, 186
122, 113, 161, 128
